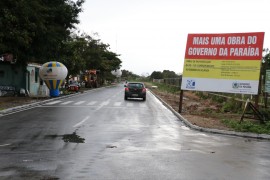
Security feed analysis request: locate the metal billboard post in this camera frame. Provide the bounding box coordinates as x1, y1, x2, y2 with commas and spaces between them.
179, 90, 183, 113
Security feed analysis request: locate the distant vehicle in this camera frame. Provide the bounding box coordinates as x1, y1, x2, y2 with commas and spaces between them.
67, 81, 80, 92
85, 69, 99, 88
124, 82, 146, 101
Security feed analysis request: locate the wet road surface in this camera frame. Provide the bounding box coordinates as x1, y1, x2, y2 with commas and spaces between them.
0, 85, 270, 179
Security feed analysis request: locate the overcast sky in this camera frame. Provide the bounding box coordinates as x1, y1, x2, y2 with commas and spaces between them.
76, 0, 270, 76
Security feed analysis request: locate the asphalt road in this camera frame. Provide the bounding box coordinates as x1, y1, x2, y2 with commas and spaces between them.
0, 84, 270, 180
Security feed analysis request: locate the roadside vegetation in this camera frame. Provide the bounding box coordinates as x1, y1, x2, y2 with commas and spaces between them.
222, 119, 270, 134
1, 1, 122, 82
144, 81, 270, 135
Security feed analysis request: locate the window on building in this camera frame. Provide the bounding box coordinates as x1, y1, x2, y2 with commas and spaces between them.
35, 68, 39, 83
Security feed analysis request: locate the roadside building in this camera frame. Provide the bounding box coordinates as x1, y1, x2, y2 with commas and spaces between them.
0, 59, 49, 97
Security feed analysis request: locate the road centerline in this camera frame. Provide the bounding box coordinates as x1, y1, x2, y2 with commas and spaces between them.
0, 144, 11, 147
73, 116, 90, 127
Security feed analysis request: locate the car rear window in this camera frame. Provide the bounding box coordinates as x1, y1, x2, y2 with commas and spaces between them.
128, 83, 143, 88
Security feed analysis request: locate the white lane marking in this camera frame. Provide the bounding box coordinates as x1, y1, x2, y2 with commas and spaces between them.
139, 104, 147, 108
74, 101, 85, 105
0, 144, 11, 147
73, 116, 90, 128
87, 101, 97, 105
95, 100, 110, 111
61, 101, 73, 105
100, 101, 110, 106
127, 103, 133, 107
114, 102, 121, 106
45, 100, 62, 105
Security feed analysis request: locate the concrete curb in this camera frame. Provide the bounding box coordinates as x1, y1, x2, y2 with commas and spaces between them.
149, 90, 270, 140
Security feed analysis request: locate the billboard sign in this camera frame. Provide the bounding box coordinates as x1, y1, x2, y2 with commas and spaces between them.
181, 32, 264, 95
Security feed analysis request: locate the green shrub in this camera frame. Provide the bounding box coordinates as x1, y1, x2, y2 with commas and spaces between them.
222, 119, 270, 134
202, 108, 214, 114
221, 98, 243, 113
195, 91, 208, 99
260, 108, 270, 121
210, 95, 226, 103
150, 82, 180, 94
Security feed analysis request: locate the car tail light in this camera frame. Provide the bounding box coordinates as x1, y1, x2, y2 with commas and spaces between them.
125, 87, 129, 91
142, 88, 146, 92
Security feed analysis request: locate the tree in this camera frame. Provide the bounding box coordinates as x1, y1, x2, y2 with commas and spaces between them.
100, 51, 122, 72
0, 0, 84, 64
0, 0, 123, 83
121, 69, 139, 80
261, 48, 270, 91
60, 35, 88, 78
162, 70, 179, 78
150, 71, 163, 79
58, 33, 122, 82
262, 49, 270, 73
80, 34, 122, 75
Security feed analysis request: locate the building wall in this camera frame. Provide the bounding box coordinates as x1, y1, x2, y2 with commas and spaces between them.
0, 62, 26, 93
26, 64, 50, 97
0, 62, 51, 97
26, 66, 40, 96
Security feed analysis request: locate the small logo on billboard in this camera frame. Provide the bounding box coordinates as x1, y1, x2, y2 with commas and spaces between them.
232, 82, 240, 89
186, 80, 196, 89
232, 82, 251, 89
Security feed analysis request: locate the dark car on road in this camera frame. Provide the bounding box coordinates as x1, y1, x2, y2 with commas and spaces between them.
124, 82, 146, 101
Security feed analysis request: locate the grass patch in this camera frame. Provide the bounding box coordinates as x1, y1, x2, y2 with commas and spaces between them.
222, 119, 270, 134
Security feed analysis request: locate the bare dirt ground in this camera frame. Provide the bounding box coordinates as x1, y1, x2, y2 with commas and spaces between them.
0, 88, 240, 131
150, 88, 241, 131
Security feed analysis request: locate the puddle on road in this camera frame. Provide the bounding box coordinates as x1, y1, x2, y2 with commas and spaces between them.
62, 132, 85, 143
106, 145, 117, 148
45, 132, 85, 143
